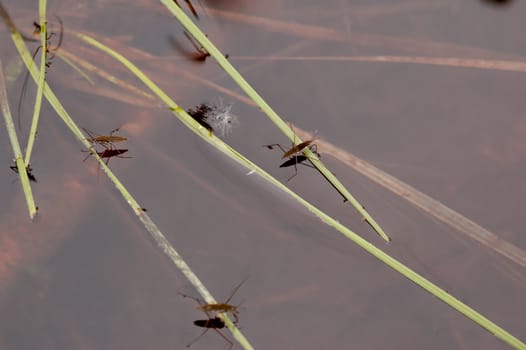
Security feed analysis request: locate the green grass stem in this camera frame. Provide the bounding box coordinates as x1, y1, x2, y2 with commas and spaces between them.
23, 0, 47, 167
0, 61, 37, 219
55, 50, 95, 85
305, 131, 526, 269
160, 0, 390, 242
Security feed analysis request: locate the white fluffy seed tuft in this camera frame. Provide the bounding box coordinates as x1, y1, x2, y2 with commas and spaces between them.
207, 98, 239, 137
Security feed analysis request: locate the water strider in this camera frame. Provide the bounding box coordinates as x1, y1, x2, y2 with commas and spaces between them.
181, 278, 248, 348
82, 127, 128, 148
180, 278, 247, 324
81, 127, 130, 165
264, 124, 320, 181
183, 31, 210, 62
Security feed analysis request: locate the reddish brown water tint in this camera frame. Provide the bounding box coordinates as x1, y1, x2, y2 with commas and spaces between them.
0, 1, 525, 349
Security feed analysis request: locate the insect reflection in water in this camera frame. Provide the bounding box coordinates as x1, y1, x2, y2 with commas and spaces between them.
188, 316, 233, 349
82, 148, 130, 165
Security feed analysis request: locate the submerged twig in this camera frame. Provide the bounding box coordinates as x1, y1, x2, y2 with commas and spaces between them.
294, 127, 526, 269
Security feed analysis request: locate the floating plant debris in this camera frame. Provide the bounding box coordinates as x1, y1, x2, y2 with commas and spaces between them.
187, 103, 214, 133
187, 99, 238, 136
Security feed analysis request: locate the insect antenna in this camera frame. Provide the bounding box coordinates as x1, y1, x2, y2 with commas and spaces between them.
263, 143, 287, 153
17, 45, 42, 130
224, 276, 248, 305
